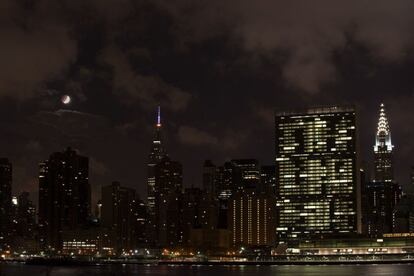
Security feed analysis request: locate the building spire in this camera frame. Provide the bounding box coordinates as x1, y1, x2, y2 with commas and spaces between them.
374, 103, 394, 182
377, 103, 390, 137
156, 106, 161, 127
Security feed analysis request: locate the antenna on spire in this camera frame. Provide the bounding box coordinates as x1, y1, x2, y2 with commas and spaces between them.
157, 106, 161, 127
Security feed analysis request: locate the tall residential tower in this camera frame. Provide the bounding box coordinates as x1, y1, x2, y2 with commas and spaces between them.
38, 148, 90, 251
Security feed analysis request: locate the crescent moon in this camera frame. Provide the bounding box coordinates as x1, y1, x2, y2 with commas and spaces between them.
62, 95, 71, 105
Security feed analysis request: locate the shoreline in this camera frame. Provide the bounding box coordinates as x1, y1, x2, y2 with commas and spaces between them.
3, 258, 414, 267
157, 259, 414, 266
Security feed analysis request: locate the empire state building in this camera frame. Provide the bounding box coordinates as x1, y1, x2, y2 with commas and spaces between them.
147, 107, 167, 226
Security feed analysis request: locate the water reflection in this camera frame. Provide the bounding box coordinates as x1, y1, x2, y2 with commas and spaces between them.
0, 263, 412, 276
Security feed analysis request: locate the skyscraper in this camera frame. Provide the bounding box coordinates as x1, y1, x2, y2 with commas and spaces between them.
229, 191, 276, 247
101, 181, 146, 253
202, 160, 216, 194
212, 159, 263, 230
374, 104, 394, 183
147, 107, 168, 244
0, 158, 12, 249
38, 147, 90, 251
275, 107, 360, 245
154, 157, 183, 247
147, 107, 167, 214
364, 104, 401, 236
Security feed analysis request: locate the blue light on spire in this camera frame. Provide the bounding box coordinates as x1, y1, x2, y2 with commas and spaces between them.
157, 106, 161, 127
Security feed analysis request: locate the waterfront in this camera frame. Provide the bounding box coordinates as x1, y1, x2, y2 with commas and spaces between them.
1, 263, 414, 276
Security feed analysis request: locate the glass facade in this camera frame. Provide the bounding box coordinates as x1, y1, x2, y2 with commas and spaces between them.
275, 107, 360, 244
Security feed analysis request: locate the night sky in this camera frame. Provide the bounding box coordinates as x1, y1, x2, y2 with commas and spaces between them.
2, 0, 414, 205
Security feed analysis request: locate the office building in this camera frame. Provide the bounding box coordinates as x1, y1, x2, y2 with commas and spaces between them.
38, 147, 90, 251
364, 104, 401, 235
203, 160, 216, 194
275, 107, 360, 244
229, 191, 276, 247
147, 107, 168, 244
101, 181, 146, 253
154, 157, 184, 247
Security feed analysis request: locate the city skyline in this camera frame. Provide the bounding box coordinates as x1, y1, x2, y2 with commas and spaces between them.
4, 1, 414, 272
0, 103, 410, 257
1, 103, 414, 205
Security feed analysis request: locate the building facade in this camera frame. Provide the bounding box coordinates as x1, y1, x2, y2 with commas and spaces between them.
11, 192, 37, 252
0, 158, 12, 250
146, 107, 168, 245
229, 191, 276, 247
101, 181, 146, 253
275, 107, 360, 245
154, 157, 184, 248
38, 148, 90, 251
364, 104, 401, 236
261, 165, 276, 194
374, 104, 394, 183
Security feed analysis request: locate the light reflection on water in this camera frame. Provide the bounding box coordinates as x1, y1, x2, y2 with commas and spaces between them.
0, 263, 413, 276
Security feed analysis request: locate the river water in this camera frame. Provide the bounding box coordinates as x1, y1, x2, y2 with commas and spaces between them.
0, 263, 412, 275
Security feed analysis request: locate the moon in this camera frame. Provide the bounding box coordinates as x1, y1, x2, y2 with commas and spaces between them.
61, 95, 71, 105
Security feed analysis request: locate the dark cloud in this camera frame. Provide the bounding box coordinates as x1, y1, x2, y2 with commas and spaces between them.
1, 0, 414, 205
102, 46, 192, 111
177, 126, 247, 151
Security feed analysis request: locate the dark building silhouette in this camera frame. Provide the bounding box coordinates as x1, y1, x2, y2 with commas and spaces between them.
393, 194, 414, 233
11, 192, 38, 253
38, 148, 90, 251
146, 107, 168, 245
364, 104, 402, 236
0, 158, 12, 250
213, 160, 258, 229
215, 162, 236, 229
181, 187, 220, 246
231, 159, 261, 191
15, 192, 36, 239
261, 165, 276, 194
203, 160, 216, 194
204, 159, 266, 230
364, 182, 401, 235
411, 167, 414, 187
154, 157, 183, 247
182, 187, 203, 245
101, 181, 146, 253
275, 107, 361, 245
